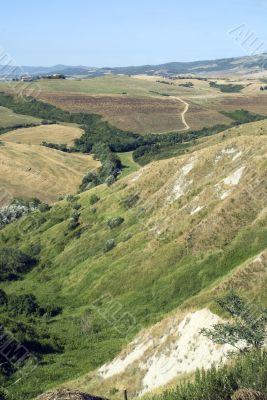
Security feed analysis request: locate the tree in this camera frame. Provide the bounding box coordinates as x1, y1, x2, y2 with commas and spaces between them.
0, 247, 36, 281
201, 291, 267, 352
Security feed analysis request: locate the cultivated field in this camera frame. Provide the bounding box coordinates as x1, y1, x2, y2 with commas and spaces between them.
0, 123, 83, 146
35, 93, 186, 133
0, 141, 99, 205
1, 74, 266, 134
204, 94, 267, 116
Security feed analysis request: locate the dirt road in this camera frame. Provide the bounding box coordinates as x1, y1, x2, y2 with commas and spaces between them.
170, 96, 190, 131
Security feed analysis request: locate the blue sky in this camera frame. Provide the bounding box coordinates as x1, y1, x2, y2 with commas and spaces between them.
1, 0, 266, 66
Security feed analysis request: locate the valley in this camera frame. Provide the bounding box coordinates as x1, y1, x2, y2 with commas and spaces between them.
0, 99, 266, 398
0, 54, 267, 400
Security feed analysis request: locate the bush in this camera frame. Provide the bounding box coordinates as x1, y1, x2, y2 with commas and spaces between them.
104, 239, 116, 253
121, 193, 140, 209
123, 232, 133, 242
40, 304, 63, 318
8, 294, 39, 316
107, 217, 124, 229
66, 195, 78, 203
38, 203, 50, 212
73, 203, 81, 210
0, 247, 36, 281
106, 175, 116, 186
152, 350, 267, 400
71, 211, 80, 220
0, 289, 7, 307
89, 194, 100, 205
0, 388, 8, 400
68, 218, 80, 231
28, 243, 42, 256
0, 198, 39, 229
80, 171, 102, 192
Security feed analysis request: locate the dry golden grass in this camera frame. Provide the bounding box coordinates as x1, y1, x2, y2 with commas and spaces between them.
0, 141, 99, 205
0, 124, 83, 146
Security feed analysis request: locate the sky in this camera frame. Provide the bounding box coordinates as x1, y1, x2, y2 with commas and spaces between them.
1, 0, 267, 67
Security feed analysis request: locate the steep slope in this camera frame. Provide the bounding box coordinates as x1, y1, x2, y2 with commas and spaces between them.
0, 123, 266, 399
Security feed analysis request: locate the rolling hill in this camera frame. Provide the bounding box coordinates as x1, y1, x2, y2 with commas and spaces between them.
0, 124, 84, 146
0, 106, 41, 128
0, 141, 99, 205
0, 119, 266, 399
1, 53, 267, 78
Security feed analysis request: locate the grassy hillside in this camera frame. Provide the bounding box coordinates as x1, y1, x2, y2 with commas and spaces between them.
0, 124, 83, 146
0, 141, 99, 205
0, 120, 266, 399
0, 76, 235, 133
0, 106, 41, 128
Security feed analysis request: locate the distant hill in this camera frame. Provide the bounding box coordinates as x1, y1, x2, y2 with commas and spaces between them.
1, 54, 267, 78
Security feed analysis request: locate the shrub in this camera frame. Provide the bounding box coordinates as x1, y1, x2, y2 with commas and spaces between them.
0, 389, 8, 400
153, 350, 267, 400
28, 243, 41, 256
107, 216, 124, 229
0, 198, 39, 229
123, 232, 133, 242
71, 211, 80, 220
104, 239, 116, 253
73, 203, 81, 210
121, 193, 140, 209
66, 195, 78, 203
0, 247, 36, 281
0, 289, 7, 307
68, 218, 80, 231
89, 194, 100, 205
8, 294, 39, 316
106, 175, 116, 186
40, 304, 63, 318
38, 202, 50, 212
80, 171, 102, 192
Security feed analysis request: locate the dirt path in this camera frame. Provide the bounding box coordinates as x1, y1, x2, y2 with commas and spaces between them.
170, 96, 190, 131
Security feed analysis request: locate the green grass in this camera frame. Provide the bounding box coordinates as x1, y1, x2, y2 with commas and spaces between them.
0, 169, 266, 399
118, 152, 140, 178
0, 106, 41, 128
0, 75, 214, 98
221, 109, 266, 124
0, 117, 266, 399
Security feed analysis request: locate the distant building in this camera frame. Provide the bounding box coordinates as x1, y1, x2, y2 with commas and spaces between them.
44, 74, 66, 79
20, 75, 34, 82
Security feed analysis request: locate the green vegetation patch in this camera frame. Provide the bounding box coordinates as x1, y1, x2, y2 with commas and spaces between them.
221, 109, 266, 124
209, 82, 245, 92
